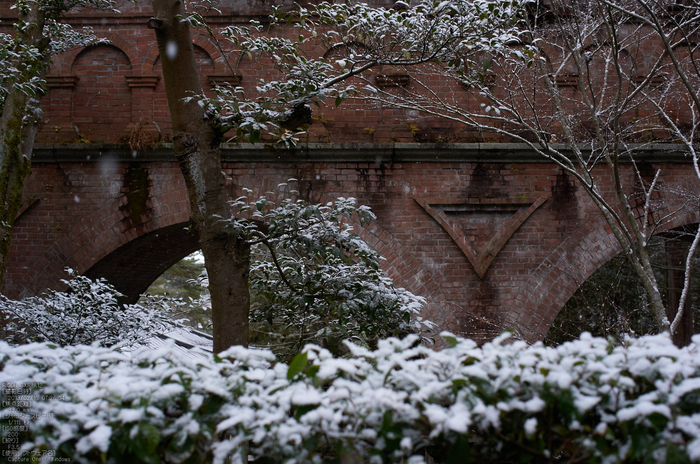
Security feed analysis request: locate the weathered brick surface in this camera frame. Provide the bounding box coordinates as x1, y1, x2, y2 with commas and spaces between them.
0, 0, 694, 145
1, 0, 699, 342
4, 149, 698, 343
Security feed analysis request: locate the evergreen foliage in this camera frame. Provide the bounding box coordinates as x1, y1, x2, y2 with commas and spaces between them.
0, 270, 175, 347
237, 195, 433, 360
2, 332, 700, 463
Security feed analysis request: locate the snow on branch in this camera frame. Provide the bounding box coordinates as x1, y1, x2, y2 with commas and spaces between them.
225, 193, 434, 361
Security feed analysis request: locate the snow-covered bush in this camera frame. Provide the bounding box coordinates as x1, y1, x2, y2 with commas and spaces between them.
154, 195, 433, 356
229, 193, 434, 360
0, 270, 175, 347
2, 332, 700, 463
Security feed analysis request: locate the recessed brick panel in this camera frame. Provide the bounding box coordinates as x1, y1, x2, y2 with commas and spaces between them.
71, 45, 133, 142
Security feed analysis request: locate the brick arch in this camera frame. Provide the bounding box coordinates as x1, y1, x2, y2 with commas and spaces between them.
68, 34, 140, 74
84, 222, 200, 303
151, 43, 217, 137
191, 34, 226, 74
144, 37, 223, 74
142, 42, 161, 75
322, 41, 370, 61
46, 34, 139, 76
82, 187, 453, 333
18, 163, 190, 300
192, 44, 216, 75
526, 43, 558, 74
31, 210, 194, 304
17, 165, 451, 333
619, 47, 639, 75
508, 207, 700, 343
658, 44, 697, 127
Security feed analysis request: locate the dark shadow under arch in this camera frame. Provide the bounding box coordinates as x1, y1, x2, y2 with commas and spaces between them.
84, 222, 200, 304
544, 223, 699, 345
510, 211, 700, 342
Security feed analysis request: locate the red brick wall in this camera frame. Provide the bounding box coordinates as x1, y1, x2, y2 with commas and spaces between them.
0, 0, 695, 146
4, 150, 698, 343
1, 1, 699, 342
71, 45, 133, 142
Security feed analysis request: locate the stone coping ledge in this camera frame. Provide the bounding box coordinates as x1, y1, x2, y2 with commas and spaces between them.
32, 142, 698, 164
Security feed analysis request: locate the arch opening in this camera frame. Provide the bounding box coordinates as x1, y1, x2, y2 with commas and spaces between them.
83, 222, 200, 304
71, 44, 133, 142
544, 224, 700, 346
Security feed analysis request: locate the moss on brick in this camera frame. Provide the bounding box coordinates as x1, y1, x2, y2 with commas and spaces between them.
120, 164, 151, 226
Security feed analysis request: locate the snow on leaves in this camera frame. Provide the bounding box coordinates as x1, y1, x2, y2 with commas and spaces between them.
2, 332, 700, 463
0, 269, 176, 348
227, 193, 434, 361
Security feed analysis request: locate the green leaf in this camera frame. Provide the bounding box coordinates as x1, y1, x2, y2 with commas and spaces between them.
666, 443, 692, 464
335, 96, 343, 107
647, 412, 669, 431
452, 378, 467, 388
303, 434, 320, 452
443, 333, 459, 348
306, 364, 320, 380
287, 351, 309, 380
134, 423, 161, 463
294, 404, 318, 420
446, 435, 471, 464
679, 389, 700, 414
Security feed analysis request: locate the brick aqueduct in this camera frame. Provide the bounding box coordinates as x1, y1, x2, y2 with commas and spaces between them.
2, 0, 699, 343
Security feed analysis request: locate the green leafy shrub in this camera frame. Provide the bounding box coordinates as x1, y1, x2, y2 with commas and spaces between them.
147, 194, 434, 359
2, 332, 700, 463
229, 193, 434, 360
0, 270, 175, 347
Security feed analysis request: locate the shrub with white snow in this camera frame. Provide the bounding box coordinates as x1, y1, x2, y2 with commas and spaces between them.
0, 270, 175, 348
1, 332, 700, 463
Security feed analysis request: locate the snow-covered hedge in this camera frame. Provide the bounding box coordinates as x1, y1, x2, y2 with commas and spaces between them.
2, 332, 700, 463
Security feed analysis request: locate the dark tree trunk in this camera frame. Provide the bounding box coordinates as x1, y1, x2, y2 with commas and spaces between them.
0, 92, 34, 285
0, 6, 47, 286
150, 0, 249, 352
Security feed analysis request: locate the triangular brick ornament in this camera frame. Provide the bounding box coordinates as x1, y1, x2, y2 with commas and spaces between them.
415, 196, 548, 278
